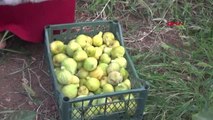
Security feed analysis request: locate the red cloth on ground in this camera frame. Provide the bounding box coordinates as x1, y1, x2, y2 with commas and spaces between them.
0, 0, 75, 43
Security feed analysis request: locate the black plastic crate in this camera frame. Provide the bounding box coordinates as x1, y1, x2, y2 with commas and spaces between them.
44, 20, 148, 120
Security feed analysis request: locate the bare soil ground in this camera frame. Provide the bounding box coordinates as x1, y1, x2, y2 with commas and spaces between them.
0, 38, 59, 119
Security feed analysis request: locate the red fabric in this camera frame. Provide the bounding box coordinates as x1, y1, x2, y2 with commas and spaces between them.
0, 0, 75, 43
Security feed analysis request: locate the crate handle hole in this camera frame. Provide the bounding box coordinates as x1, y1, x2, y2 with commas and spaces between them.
63, 97, 70, 102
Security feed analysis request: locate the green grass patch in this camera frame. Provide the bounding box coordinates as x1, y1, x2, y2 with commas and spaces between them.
129, 1, 213, 119
77, 0, 213, 119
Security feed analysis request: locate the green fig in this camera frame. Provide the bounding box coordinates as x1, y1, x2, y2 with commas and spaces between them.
111, 40, 120, 48
83, 57, 98, 71
85, 77, 100, 92
100, 44, 106, 51
103, 32, 115, 46
70, 75, 80, 84
123, 79, 131, 89
92, 31, 103, 47
50, 40, 65, 54
76, 68, 89, 79
73, 49, 88, 62
103, 47, 112, 55
57, 66, 80, 84
102, 83, 114, 93
112, 57, 127, 68
94, 47, 103, 59
86, 36, 93, 45
61, 58, 77, 74
120, 67, 129, 80
61, 84, 78, 99
66, 40, 81, 57
115, 82, 129, 92
99, 53, 111, 64
52, 53, 68, 67
111, 46, 125, 58
84, 45, 96, 57
100, 76, 108, 87
98, 63, 108, 76
107, 71, 123, 86
89, 67, 104, 80
56, 67, 73, 85
94, 88, 103, 95
76, 34, 88, 48
107, 62, 120, 74
77, 85, 89, 96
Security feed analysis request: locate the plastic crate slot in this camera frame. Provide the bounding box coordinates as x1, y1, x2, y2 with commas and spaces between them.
70, 27, 81, 33
82, 25, 94, 33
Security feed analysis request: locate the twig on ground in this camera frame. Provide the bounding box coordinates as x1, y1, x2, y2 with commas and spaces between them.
39, 55, 44, 69
38, 55, 49, 77
0, 59, 35, 79
36, 101, 43, 120
138, 26, 157, 42
29, 68, 53, 97
27, 67, 32, 88
0, 110, 15, 114
0, 48, 30, 55
92, 0, 110, 21
9, 57, 33, 78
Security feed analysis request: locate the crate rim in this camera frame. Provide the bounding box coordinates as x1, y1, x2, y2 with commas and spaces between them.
45, 20, 120, 29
